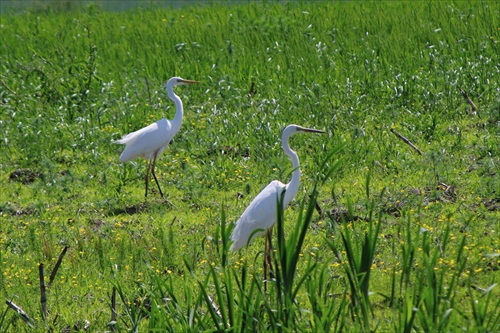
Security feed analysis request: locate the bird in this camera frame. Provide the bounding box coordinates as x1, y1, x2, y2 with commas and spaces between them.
230, 124, 325, 253
114, 77, 199, 198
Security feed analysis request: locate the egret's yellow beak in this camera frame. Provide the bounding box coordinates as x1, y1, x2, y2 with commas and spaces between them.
300, 127, 325, 134
180, 79, 200, 84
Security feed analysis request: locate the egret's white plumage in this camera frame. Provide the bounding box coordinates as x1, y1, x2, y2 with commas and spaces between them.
114, 76, 199, 197
116, 118, 172, 162
230, 124, 324, 251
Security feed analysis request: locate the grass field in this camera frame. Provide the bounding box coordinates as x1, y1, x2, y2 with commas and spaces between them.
0, 1, 499, 331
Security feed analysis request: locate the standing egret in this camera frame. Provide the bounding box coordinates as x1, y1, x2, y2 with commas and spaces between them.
114, 77, 199, 198
230, 125, 324, 282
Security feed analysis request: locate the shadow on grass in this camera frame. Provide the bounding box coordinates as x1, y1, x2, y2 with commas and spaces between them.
108, 202, 148, 216
107, 198, 177, 216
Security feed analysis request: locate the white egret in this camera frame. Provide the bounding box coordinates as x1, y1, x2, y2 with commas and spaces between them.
114, 77, 199, 198
230, 124, 324, 253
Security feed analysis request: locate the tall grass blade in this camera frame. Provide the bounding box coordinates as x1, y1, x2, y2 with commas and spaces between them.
327, 187, 382, 331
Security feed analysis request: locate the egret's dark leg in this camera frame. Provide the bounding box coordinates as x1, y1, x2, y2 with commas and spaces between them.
267, 227, 274, 279
145, 159, 152, 197
150, 151, 164, 198
264, 227, 274, 292
264, 231, 269, 292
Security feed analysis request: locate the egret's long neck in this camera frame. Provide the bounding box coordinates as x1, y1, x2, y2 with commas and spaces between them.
169, 89, 184, 135
283, 140, 301, 207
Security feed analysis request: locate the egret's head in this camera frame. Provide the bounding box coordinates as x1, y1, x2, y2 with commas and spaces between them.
283, 124, 325, 138
166, 77, 200, 90
281, 124, 325, 151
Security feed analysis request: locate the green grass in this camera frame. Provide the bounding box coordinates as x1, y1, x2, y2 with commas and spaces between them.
0, 0, 499, 331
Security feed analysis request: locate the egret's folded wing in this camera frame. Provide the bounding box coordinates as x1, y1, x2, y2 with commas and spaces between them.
116, 119, 172, 162
230, 180, 285, 251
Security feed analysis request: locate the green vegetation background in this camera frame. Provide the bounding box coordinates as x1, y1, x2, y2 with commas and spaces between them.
0, 1, 498, 331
